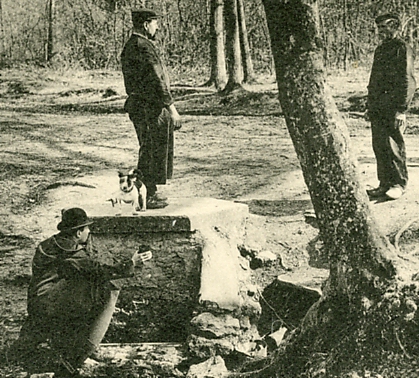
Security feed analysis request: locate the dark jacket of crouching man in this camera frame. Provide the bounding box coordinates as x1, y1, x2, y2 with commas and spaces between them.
10, 207, 152, 378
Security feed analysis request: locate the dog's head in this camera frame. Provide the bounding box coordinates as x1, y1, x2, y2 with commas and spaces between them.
118, 168, 142, 193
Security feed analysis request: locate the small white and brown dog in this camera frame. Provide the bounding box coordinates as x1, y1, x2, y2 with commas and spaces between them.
108, 168, 147, 215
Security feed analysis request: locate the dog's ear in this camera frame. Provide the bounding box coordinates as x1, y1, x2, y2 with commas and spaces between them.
133, 168, 144, 180
118, 171, 125, 178
127, 168, 137, 180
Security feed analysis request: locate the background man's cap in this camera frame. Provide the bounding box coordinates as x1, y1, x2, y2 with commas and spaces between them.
375, 13, 400, 25
132, 8, 161, 26
57, 207, 93, 231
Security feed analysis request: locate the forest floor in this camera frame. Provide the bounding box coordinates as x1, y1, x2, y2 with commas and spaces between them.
2, 66, 419, 377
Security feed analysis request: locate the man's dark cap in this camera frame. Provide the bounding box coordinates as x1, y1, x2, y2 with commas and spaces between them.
57, 207, 93, 231
375, 13, 400, 25
132, 8, 161, 27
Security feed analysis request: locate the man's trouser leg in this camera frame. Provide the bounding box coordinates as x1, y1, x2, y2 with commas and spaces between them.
87, 289, 120, 348
153, 108, 174, 183
54, 289, 120, 376
371, 113, 408, 189
30, 279, 119, 374
129, 111, 157, 197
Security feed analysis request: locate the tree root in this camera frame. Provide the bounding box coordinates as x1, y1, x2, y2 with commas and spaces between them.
395, 329, 412, 360
394, 216, 419, 252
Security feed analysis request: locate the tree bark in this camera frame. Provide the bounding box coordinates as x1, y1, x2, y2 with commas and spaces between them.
0, 0, 4, 64
263, 0, 399, 299
204, 0, 227, 90
223, 0, 243, 92
46, 0, 55, 62
237, 0, 255, 83
252, 0, 418, 375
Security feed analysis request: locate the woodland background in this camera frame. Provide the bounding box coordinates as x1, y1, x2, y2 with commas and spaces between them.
4, 1, 419, 377
1, 0, 419, 76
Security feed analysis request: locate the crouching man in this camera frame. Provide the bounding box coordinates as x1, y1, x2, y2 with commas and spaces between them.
10, 207, 152, 377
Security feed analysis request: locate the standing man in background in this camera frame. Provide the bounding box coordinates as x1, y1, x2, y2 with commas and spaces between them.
121, 8, 182, 209
366, 13, 416, 200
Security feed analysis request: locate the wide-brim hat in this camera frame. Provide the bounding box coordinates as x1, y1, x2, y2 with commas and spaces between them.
375, 12, 400, 25
57, 207, 93, 231
132, 8, 162, 27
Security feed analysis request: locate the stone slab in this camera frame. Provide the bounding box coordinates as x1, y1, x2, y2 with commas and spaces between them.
258, 268, 328, 335
277, 267, 329, 293
82, 197, 248, 234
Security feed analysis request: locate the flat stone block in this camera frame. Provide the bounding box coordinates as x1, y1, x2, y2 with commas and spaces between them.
83, 197, 248, 235
90, 215, 191, 233
258, 271, 326, 334
82, 197, 251, 343
277, 267, 329, 293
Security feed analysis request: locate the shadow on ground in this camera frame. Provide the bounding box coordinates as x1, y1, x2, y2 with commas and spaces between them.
237, 199, 312, 217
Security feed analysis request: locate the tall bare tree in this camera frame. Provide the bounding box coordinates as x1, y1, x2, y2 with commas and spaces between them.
237, 0, 255, 83
223, 0, 243, 92
0, 0, 4, 63
46, 0, 55, 62
204, 0, 227, 89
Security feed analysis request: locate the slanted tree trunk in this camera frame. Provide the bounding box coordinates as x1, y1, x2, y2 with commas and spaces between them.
239, 0, 419, 376
223, 0, 243, 93
204, 0, 227, 90
237, 0, 255, 83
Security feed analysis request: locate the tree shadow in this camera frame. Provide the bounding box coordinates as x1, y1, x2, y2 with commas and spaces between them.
179, 90, 282, 117
237, 199, 312, 217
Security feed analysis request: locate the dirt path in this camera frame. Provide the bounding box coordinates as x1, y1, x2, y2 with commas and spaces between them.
2, 69, 419, 376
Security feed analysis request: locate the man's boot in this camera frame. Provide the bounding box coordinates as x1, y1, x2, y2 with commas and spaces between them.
53, 340, 96, 378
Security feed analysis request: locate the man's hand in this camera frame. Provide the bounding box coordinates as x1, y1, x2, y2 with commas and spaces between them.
395, 112, 407, 133
168, 104, 182, 130
131, 250, 152, 266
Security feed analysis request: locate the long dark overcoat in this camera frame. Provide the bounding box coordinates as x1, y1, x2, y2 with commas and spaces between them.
121, 34, 174, 184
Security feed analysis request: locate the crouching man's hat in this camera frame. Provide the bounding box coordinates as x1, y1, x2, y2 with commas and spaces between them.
57, 207, 93, 231
375, 12, 400, 25
132, 8, 161, 27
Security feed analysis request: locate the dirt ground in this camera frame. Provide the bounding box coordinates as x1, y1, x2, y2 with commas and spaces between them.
2, 66, 419, 376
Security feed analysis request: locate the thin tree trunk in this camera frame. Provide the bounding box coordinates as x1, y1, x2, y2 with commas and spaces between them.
237, 0, 255, 83
204, 0, 227, 90
343, 0, 348, 70
0, 0, 4, 64
46, 0, 55, 62
223, 0, 243, 93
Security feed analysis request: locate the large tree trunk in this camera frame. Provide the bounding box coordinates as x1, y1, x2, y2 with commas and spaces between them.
204, 0, 227, 90
237, 0, 255, 83
262, 0, 396, 301
223, 0, 243, 93
244, 0, 419, 376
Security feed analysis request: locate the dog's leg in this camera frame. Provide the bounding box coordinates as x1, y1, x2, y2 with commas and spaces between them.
133, 199, 141, 215
116, 200, 122, 216
139, 186, 147, 211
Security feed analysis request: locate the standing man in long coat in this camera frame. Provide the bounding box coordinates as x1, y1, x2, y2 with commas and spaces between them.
366, 13, 416, 200
121, 8, 182, 209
